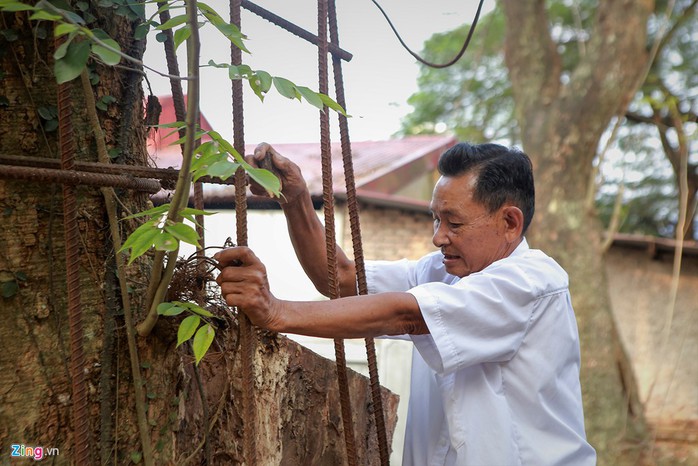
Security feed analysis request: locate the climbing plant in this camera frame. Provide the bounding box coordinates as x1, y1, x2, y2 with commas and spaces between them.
0, 0, 345, 364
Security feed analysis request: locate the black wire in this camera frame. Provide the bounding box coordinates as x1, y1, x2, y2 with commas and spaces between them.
370, 0, 486, 69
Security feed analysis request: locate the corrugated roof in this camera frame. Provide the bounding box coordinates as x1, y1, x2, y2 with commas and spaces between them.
147, 94, 456, 200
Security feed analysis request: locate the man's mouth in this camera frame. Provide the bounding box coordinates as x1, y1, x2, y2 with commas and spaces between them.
442, 252, 460, 261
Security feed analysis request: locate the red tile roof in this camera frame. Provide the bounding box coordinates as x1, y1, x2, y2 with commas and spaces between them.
148, 94, 457, 203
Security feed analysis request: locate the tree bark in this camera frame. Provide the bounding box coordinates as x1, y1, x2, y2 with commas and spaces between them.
501, 1, 654, 463
0, 7, 396, 464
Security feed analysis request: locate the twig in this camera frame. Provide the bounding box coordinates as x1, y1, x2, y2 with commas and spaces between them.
80, 70, 154, 466
137, 0, 201, 337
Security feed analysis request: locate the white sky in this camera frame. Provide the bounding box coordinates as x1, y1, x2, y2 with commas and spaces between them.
142, 0, 496, 144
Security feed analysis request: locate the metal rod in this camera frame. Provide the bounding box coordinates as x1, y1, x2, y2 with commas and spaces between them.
0, 164, 162, 193
241, 0, 353, 62
0, 154, 237, 186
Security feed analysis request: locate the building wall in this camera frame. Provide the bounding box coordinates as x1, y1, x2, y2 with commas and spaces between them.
340, 202, 436, 261
604, 246, 698, 437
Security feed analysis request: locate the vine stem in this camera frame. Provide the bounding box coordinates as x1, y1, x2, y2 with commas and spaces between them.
137, 0, 201, 337
79, 70, 153, 465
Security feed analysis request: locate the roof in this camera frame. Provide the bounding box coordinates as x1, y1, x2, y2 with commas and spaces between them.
242, 136, 456, 196
146, 95, 215, 167
148, 94, 456, 203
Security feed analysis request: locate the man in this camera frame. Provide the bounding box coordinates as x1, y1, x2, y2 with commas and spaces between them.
216, 142, 596, 465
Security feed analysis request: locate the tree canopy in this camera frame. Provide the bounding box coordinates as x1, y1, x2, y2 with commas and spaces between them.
401, 0, 697, 239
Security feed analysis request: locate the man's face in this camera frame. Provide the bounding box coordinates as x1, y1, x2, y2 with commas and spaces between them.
430, 173, 514, 278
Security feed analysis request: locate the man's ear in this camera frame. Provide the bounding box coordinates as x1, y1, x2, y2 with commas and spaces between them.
501, 206, 524, 241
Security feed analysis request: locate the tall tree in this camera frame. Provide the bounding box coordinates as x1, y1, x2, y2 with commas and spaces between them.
500, 1, 654, 463
0, 3, 394, 464
403, 0, 697, 242
403, 0, 693, 463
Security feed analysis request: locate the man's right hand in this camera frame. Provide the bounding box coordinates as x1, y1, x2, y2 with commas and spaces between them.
248, 142, 308, 206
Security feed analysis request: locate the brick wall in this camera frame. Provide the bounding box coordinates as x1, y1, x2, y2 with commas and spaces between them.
339, 202, 436, 262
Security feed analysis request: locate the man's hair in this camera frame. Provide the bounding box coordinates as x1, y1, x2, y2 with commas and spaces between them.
437, 142, 535, 234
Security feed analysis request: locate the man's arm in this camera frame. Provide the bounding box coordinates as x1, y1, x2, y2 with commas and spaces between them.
249, 143, 357, 297
215, 246, 428, 338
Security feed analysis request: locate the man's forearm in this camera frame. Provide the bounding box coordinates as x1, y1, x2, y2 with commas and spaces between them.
282, 190, 357, 297
271, 292, 427, 339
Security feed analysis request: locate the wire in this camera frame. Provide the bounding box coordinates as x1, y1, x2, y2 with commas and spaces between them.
370, 0, 486, 69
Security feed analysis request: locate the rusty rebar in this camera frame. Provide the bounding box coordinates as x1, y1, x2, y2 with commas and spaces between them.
231, 1, 258, 465
241, 0, 352, 62
56, 41, 90, 465
0, 153, 237, 186
328, 1, 390, 463
0, 164, 162, 193
316, 1, 358, 464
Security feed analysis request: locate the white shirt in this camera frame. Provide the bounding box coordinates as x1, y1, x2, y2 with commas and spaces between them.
366, 239, 596, 466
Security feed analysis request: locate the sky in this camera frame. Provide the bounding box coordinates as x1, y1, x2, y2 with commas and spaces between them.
142, 0, 496, 145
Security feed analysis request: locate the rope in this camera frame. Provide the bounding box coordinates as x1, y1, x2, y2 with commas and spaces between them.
371, 0, 486, 69
56, 35, 90, 465
230, 1, 258, 464
317, 1, 358, 464
327, 3, 390, 463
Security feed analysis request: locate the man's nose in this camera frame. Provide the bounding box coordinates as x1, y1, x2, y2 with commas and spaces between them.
432, 224, 449, 247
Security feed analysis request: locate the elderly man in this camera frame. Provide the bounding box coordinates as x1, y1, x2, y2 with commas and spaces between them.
216, 142, 596, 466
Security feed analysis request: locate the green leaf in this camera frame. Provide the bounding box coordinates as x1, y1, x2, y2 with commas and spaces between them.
156, 13, 187, 30
54, 23, 78, 38
53, 35, 73, 60
192, 324, 215, 365
206, 160, 238, 180
198, 2, 248, 53
37, 105, 56, 120
247, 167, 281, 196
92, 39, 121, 66
180, 207, 215, 217
129, 451, 142, 464
175, 302, 214, 317
54, 40, 90, 84
29, 10, 61, 21
0, 2, 34, 12
155, 31, 167, 43
119, 221, 161, 263
128, 1, 145, 20
157, 302, 185, 316
273, 76, 299, 100
319, 94, 348, 117
297, 86, 324, 111
256, 70, 272, 92
173, 26, 190, 50
121, 203, 170, 220
134, 22, 150, 41
164, 222, 200, 247
152, 231, 178, 251
177, 315, 200, 347
1, 280, 19, 298
0, 28, 18, 42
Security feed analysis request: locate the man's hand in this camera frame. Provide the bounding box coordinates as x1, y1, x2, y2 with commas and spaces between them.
214, 246, 282, 331
248, 142, 308, 206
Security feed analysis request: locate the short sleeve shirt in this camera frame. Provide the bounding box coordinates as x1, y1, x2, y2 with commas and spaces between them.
366, 239, 597, 466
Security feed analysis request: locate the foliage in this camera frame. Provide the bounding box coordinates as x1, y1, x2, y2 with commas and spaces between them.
0, 0, 347, 365
400, 0, 697, 239
157, 301, 216, 365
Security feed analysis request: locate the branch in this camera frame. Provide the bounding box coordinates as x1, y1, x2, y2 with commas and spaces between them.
137, 0, 201, 337
80, 70, 154, 466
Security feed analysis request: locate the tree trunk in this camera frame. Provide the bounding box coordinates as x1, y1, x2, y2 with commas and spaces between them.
500, 1, 654, 464
0, 7, 396, 465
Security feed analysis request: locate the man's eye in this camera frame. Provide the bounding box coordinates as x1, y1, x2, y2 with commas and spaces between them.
448, 222, 462, 228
